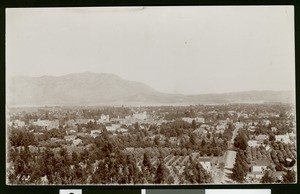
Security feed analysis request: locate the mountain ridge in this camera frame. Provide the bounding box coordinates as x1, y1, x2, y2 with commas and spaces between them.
7, 72, 295, 106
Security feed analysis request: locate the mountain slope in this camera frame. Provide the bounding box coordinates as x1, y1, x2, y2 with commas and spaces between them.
7, 72, 159, 106
7, 72, 294, 106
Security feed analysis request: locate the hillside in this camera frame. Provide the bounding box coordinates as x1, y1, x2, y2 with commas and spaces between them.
7, 72, 295, 106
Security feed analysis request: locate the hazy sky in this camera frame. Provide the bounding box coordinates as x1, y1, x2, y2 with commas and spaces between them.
6, 6, 295, 94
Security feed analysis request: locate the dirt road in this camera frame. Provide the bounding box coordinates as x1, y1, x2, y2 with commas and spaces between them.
218, 122, 243, 183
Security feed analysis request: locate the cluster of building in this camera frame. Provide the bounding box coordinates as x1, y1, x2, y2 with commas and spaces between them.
7, 105, 296, 183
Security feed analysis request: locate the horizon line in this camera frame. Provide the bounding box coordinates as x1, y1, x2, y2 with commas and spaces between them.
7, 71, 294, 96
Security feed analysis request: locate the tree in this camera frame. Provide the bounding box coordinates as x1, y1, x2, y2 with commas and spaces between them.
71, 152, 79, 164
269, 133, 276, 142
231, 162, 245, 182
234, 132, 248, 151
191, 119, 197, 130
218, 133, 223, 139
154, 136, 160, 146
282, 170, 296, 183
183, 159, 212, 183
206, 132, 211, 139
142, 153, 152, 170
11, 155, 26, 183
92, 160, 109, 184
154, 158, 168, 184
201, 139, 206, 147
80, 148, 89, 162
9, 128, 37, 147
211, 138, 217, 147
102, 141, 115, 157
125, 154, 140, 184
167, 175, 175, 184
190, 133, 197, 145
261, 170, 275, 183
41, 148, 57, 184
219, 162, 225, 171
52, 149, 71, 184
231, 151, 248, 182
165, 137, 171, 147
134, 122, 140, 131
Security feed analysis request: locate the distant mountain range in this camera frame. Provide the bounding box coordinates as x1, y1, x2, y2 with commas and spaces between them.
7, 72, 295, 106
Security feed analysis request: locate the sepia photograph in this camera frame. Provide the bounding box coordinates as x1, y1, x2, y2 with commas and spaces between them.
5, 6, 296, 185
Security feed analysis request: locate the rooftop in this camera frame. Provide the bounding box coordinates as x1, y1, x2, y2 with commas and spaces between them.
252, 159, 271, 166
198, 157, 211, 162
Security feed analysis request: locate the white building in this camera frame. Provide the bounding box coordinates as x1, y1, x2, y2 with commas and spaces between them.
73, 138, 83, 146
8, 120, 26, 128
228, 111, 237, 116
133, 112, 147, 120
193, 128, 207, 136
65, 120, 77, 127
262, 119, 271, 126
239, 113, 249, 118
32, 119, 59, 130
288, 132, 296, 141
75, 119, 94, 124
182, 117, 205, 124
200, 124, 210, 129
248, 126, 256, 132
14, 120, 26, 127
250, 159, 271, 179
116, 128, 128, 133
271, 127, 278, 132
106, 124, 121, 131
199, 157, 212, 172
215, 123, 226, 133
275, 133, 290, 144
64, 135, 77, 141
90, 130, 102, 138
248, 140, 260, 147
255, 134, 269, 143
97, 114, 109, 123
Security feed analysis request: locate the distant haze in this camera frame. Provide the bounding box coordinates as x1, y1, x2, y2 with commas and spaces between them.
7, 72, 295, 106
6, 6, 295, 95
